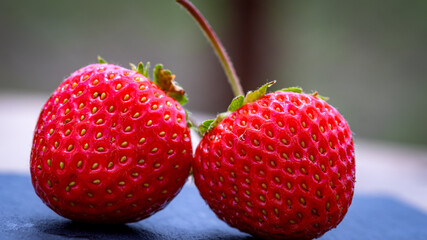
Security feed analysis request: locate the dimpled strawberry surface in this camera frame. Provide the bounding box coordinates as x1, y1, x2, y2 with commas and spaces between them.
30, 63, 192, 223
194, 91, 355, 239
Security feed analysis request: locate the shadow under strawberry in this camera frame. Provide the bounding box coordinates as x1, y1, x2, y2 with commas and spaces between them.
35, 219, 257, 240
34, 220, 151, 240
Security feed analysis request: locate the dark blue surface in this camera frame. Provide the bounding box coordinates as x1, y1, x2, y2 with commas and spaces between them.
1, 174, 427, 240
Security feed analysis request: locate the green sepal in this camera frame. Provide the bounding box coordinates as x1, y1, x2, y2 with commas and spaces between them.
135, 62, 150, 78
199, 119, 214, 135
143, 62, 150, 78
279, 86, 330, 101
210, 112, 229, 131
98, 56, 107, 64
170, 92, 189, 106
228, 95, 244, 112
136, 62, 144, 75
243, 81, 276, 105
153, 64, 163, 86
311, 92, 329, 101
198, 112, 230, 135
153, 64, 188, 106
199, 81, 275, 136
130, 63, 137, 71
129, 62, 189, 106
280, 87, 302, 93
316, 95, 329, 101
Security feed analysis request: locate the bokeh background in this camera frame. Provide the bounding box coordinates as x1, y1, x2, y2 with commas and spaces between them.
1, 0, 426, 147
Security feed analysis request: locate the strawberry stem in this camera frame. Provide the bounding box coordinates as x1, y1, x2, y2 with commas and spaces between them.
176, 0, 244, 97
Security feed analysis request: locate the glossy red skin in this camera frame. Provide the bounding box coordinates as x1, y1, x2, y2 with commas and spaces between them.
194, 92, 355, 239
30, 63, 192, 223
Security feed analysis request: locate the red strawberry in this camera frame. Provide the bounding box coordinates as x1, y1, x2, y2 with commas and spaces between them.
193, 84, 355, 239
30, 58, 192, 223
177, 0, 355, 238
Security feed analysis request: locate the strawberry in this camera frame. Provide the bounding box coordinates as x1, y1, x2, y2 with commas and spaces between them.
193, 84, 355, 239
177, 0, 355, 238
30, 58, 192, 223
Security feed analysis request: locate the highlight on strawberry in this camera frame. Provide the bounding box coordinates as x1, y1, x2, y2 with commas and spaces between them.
177, 0, 356, 239
30, 57, 192, 223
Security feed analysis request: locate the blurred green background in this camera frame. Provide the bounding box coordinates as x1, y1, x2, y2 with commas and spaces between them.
1, 0, 426, 146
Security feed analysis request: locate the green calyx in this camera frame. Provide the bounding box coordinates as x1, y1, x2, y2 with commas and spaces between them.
199, 81, 276, 135
278, 87, 329, 101
280, 86, 302, 93
243, 81, 276, 105
98, 56, 108, 64
153, 64, 188, 106
198, 119, 214, 135
135, 62, 151, 78
198, 82, 331, 135
97, 56, 188, 106
129, 62, 189, 106
199, 112, 228, 135
311, 91, 329, 101
132, 62, 191, 128
97, 56, 192, 127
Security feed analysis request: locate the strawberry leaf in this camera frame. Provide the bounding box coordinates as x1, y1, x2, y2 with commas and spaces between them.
228, 95, 244, 112
200, 81, 275, 136
143, 62, 150, 78
130, 63, 137, 71
130, 62, 189, 106
169, 91, 189, 106
280, 87, 330, 101
316, 95, 329, 101
243, 81, 276, 105
98, 56, 107, 64
311, 91, 329, 101
153, 64, 188, 106
211, 112, 229, 130
152, 64, 163, 86
199, 112, 229, 135
199, 119, 214, 135
136, 62, 144, 75
280, 87, 302, 93
136, 62, 150, 78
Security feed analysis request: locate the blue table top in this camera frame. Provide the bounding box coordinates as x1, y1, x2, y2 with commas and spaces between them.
1, 174, 427, 240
